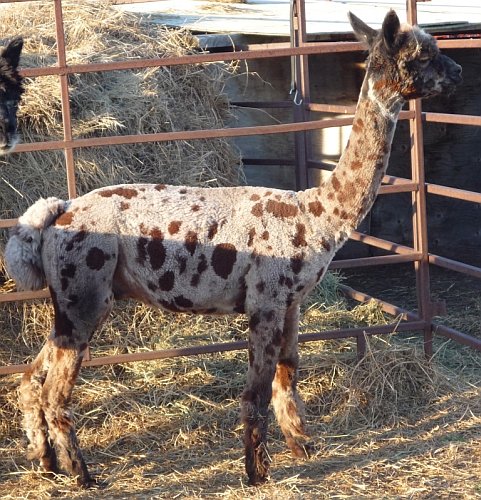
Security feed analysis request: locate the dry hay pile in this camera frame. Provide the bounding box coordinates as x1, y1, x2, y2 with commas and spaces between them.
0, 0, 242, 241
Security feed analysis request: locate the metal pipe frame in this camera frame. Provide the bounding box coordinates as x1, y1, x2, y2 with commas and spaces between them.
1, 0, 480, 376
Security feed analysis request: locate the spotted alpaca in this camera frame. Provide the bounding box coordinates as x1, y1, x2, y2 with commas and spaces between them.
0, 37, 24, 153
5, 11, 461, 487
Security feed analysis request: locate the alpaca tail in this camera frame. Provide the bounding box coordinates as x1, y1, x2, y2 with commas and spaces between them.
5, 197, 67, 290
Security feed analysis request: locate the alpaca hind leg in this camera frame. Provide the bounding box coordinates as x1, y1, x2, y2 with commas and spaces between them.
41, 340, 91, 487
40, 234, 116, 486
42, 286, 113, 487
271, 304, 311, 458
18, 339, 58, 474
241, 309, 284, 486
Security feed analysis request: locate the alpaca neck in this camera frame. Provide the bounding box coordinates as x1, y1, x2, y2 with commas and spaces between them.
301, 75, 404, 244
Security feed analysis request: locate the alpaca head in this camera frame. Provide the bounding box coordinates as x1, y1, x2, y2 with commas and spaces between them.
349, 10, 462, 101
0, 37, 24, 154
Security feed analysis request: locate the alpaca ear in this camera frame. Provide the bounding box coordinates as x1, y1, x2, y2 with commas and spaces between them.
2, 37, 23, 69
382, 10, 401, 54
348, 11, 378, 47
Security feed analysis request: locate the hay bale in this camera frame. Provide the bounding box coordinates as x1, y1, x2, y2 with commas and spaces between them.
0, 1, 242, 246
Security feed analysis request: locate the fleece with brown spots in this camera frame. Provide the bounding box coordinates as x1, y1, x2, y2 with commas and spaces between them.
5, 10, 461, 488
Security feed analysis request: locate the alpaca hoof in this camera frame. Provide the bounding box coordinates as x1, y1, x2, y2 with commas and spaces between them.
40, 469, 59, 481
39, 458, 59, 475
287, 437, 313, 459
248, 472, 270, 487
246, 450, 270, 486
39, 447, 59, 474
77, 474, 96, 489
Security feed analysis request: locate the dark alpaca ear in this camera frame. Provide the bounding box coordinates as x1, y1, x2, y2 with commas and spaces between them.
348, 11, 378, 47
2, 37, 23, 69
382, 10, 401, 54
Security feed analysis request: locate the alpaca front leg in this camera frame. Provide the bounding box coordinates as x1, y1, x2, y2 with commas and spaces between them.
241, 309, 284, 485
18, 339, 59, 475
41, 342, 92, 487
272, 304, 311, 458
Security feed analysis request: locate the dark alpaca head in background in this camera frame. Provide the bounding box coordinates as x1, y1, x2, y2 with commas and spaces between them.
0, 37, 24, 154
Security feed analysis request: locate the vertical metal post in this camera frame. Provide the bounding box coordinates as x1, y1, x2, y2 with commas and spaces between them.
356, 334, 367, 360
291, 0, 310, 190
54, 0, 77, 200
406, 0, 433, 357
54, 0, 89, 361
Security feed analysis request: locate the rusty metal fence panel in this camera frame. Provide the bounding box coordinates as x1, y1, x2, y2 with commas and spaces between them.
0, 0, 480, 375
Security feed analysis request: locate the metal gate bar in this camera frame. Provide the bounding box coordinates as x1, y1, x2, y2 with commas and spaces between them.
0, 320, 427, 375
